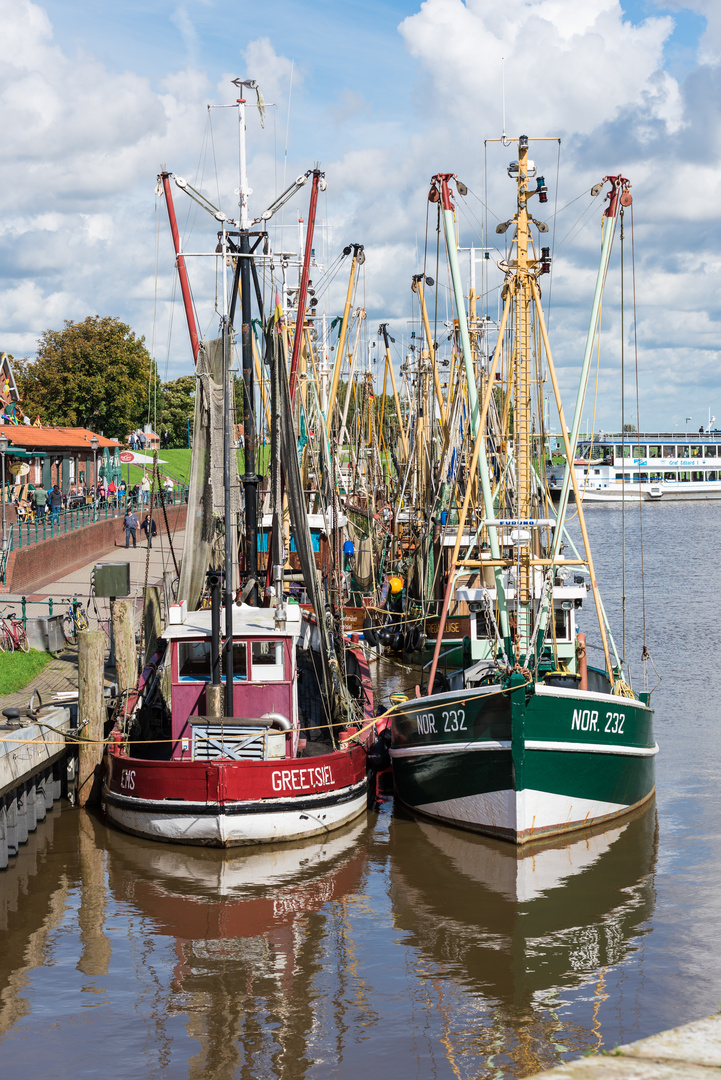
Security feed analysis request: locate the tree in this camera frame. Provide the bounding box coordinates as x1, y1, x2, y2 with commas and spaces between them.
160, 375, 196, 447
14, 316, 154, 441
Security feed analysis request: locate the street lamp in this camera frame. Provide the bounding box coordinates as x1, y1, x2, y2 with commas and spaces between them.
0, 432, 9, 550
91, 435, 99, 521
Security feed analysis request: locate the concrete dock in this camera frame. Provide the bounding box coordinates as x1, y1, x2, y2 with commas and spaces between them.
0, 707, 73, 867
529, 1013, 721, 1077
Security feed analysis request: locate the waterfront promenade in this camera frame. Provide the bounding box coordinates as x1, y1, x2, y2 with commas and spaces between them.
0, 527, 184, 713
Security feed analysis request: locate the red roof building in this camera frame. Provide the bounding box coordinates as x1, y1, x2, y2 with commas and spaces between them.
0, 425, 120, 492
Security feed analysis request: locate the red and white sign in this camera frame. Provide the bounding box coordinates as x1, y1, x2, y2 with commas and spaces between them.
119, 451, 134, 463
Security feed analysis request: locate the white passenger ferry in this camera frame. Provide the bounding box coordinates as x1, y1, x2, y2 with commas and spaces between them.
550, 431, 721, 502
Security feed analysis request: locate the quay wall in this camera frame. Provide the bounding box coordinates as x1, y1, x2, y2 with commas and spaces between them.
528, 1012, 721, 1077
2, 503, 187, 594
0, 707, 75, 869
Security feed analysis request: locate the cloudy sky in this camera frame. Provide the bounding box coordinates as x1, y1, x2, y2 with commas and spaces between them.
0, 0, 718, 432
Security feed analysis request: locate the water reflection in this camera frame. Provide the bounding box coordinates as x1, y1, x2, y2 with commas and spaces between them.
388, 802, 658, 1075
103, 817, 373, 1080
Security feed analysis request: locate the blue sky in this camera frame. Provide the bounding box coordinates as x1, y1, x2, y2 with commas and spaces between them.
1, 0, 719, 431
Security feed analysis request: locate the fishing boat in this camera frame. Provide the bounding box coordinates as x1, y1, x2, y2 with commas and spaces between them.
554, 430, 721, 502
389, 140, 657, 844
103, 82, 386, 847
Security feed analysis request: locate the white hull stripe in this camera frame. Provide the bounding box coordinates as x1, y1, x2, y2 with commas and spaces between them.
391, 739, 657, 760
104, 790, 368, 846
412, 788, 642, 839
390, 740, 511, 759
534, 684, 652, 709
526, 739, 659, 757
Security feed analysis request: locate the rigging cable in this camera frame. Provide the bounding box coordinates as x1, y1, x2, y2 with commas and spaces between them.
630, 203, 649, 682
620, 208, 626, 668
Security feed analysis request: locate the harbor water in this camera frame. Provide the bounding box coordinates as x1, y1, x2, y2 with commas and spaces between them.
1, 502, 720, 1078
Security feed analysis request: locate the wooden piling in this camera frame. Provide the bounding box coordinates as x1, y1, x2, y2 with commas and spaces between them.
143, 586, 162, 666
77, 630, 105, 808
111, 598, 136, 697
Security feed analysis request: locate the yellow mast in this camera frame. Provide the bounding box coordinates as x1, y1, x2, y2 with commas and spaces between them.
326, 244, 363, 437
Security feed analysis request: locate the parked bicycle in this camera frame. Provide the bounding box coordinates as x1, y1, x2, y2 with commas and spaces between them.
61, 596, 90, 645
0, 609, 29, 652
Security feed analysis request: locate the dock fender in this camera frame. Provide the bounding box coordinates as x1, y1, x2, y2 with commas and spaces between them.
366, 728, 391, 772
363, 618, 378, 648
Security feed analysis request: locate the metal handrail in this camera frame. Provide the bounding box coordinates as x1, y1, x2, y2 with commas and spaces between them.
0, 487, 188, 583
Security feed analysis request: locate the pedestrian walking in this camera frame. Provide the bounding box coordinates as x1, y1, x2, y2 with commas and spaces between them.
140, 513, 157, 549
124, 508, 139, 548
49, 484, 63, 525
34, 483, 47, 521
141, 473, 151, 506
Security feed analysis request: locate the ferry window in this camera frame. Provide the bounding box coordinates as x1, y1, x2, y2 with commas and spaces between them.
664, 472, 677, 481
648, 445, 661, 458
614, 445, 631, 458
634, 446, 648, 459
554, 608, 569, 641
679, 471, 691, 481
590, 445, 605, 460
650, 472, 662, 482
251, 641, 285, 681
709, 471, 717, 482
232, 642, 248, 678
692, 471, 704, 482
691, 445, 703, 458
679, 445, 690, 458
179, 641, 211, 679
639, 473, 649, 482
593, 468, 600, 475
662, 445, 676, 457
615, 472, 624, 480
705, 446, 717, 458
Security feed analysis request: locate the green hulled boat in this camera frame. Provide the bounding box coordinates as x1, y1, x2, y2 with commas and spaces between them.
390, 140, 657, 844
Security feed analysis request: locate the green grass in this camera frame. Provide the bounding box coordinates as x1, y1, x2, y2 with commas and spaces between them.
0, 649, 54, 695
120, 445, 274, 489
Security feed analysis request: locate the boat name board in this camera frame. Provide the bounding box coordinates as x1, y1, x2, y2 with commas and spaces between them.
415, 709, 467, 735
271, 764, 334, 792
572, 708, 625, 734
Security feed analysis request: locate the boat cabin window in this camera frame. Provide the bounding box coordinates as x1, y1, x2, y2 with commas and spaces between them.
690, 445, 703, 458
650, 472, 662, 482
679, 471, 691, 481
178, 641, 211, 679
614, 445, 631, 458
664, 472, 677, 481
554, 608, 570, 641
662, 445, 676, 457
648, 445, 662, 458
251, 640, 285, 682
705, 445, 717, 458
177, 640, 247, 680
709, 471, 718, 481
692, 471, 704, 482
679, 445, 690, 458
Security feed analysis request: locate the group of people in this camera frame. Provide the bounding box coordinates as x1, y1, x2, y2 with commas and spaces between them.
128, 430, 171, 452
10, 468, 178, 526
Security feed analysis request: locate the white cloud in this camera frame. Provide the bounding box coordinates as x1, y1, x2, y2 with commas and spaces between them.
399, 0, 677, 137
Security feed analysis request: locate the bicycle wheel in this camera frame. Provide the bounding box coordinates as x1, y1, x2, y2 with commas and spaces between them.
14, 622, 29, 652
0, 626, 14, 652
62, 612, 78, 646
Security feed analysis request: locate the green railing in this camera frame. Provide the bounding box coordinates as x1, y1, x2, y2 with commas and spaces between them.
0, 488, 188, 581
